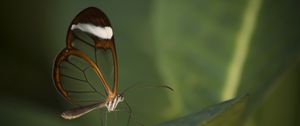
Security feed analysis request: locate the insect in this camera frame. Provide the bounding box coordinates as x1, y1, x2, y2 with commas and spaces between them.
53, 7, 173, 125
53, 7, 125, 120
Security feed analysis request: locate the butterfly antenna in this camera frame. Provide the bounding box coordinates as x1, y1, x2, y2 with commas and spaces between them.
120, 83, 174, 95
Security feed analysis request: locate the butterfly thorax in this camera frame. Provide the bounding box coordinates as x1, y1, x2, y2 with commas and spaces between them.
105, 94, 124, 112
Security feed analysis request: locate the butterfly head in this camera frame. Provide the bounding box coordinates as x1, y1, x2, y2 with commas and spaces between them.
105, 94, 124, 112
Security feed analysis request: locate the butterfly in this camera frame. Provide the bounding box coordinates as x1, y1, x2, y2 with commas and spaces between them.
53, 7, 173, 125
53, 7, 125, 120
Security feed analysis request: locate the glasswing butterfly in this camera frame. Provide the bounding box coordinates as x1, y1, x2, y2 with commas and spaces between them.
53, 7, 125, 120
53, 7, 173, 125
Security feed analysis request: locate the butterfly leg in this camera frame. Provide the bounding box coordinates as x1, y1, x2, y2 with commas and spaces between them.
99, 109, 108, 126
104, 111, 108, 126
124, 100, 144, 126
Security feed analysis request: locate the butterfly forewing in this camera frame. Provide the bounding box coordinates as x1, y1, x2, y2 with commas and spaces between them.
53, 7, 119, 106
71, 28, 115, 91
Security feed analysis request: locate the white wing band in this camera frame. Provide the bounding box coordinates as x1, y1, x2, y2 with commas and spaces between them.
71, 23, 113, 39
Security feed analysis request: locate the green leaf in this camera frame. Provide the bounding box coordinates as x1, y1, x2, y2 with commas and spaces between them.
157, 95, 249, 126
152, 0, 250, 116
152, 0, 300, 125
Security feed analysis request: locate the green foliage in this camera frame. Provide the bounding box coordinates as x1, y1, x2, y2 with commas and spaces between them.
157, 95, 249, 126
151, 0, 300, 125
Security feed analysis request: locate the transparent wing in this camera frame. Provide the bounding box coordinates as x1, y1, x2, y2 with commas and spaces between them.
53, 48, 108, 106
71, 28, 116, 92
53, 7, 118, 106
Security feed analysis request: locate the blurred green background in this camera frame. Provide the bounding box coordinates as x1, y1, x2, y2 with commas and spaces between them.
0, 0, 299, 126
